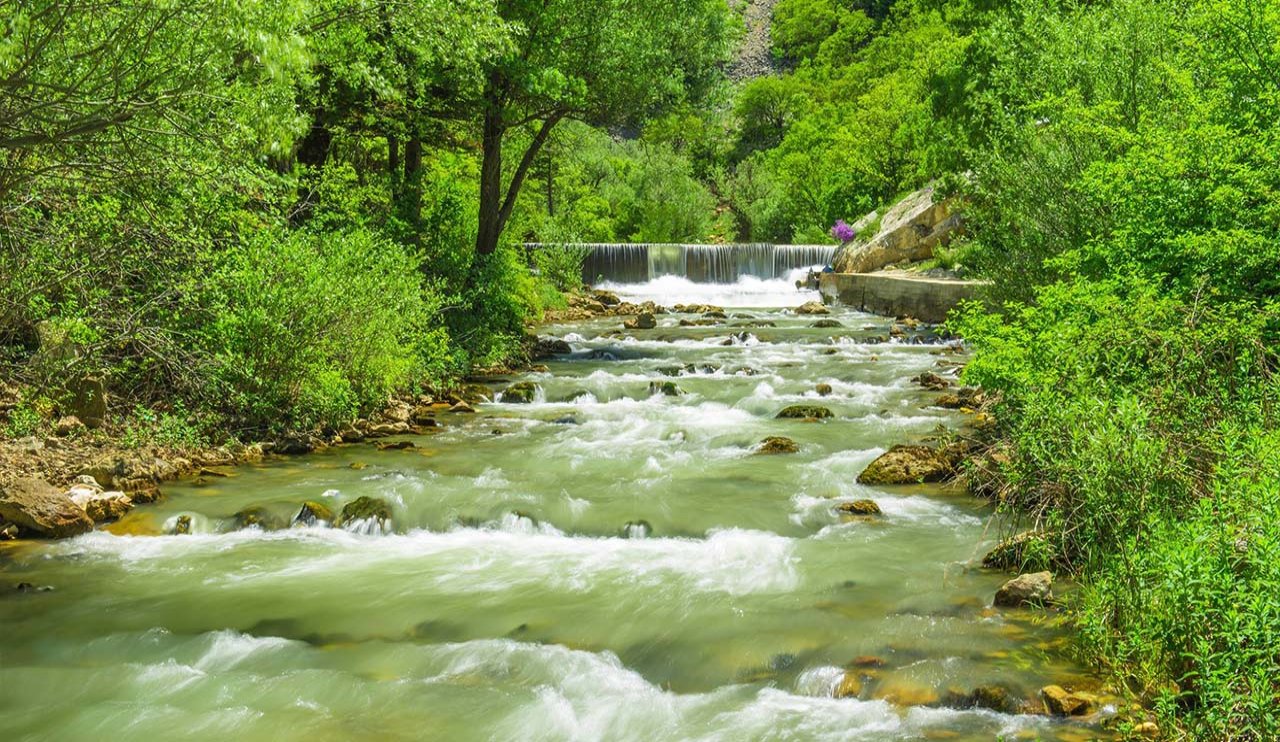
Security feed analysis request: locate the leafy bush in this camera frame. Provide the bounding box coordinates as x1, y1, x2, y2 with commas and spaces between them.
203, 228, 443, 432
533, 244, 591, 292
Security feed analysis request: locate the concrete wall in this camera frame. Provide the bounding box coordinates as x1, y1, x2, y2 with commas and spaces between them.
819, 273, 988, 323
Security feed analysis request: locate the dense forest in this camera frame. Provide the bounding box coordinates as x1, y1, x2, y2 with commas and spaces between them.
2, 0, 1279, 738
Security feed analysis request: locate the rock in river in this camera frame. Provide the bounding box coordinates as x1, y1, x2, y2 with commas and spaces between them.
294, 501, 335, 527
856, 445, 953, 485
795, 301, 830, 316
340, 496, 392, 530
994, 571, 1054, 608
233, 506, 285, 531
776, 405, 834, 420
624, 313, 657, 330
1040, 684, 1096, 717
502, 382, 539, 404
648, 381, 682, 397
835, 499, 882, 516
0, 478, 94, 538
755, 436, 799, 455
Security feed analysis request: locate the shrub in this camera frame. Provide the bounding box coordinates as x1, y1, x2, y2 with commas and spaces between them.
203, 228, 441, 432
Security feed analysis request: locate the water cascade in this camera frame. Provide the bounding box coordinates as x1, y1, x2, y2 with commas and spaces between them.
530, 243, 839, 285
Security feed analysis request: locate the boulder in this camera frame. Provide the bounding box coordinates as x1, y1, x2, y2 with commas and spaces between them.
836, 499, 882, 516
776, 405, 834, 420
811, 319, 843, 328
340, 496, 392, 528
815, 383, 834, 396
620, 520, 652, 538
502, 382, 539, 404
376, 440, 415, 451
1040, 685, 1095, 717
0, 478, 94, 537
624, 313, 657, 330
994, 571, 1054, 608
368, 422, 411, 436
857, 445, 953, 485
173, 514, 192, 535
831, 184, 961, 273
274, 436, 315, 456
450, 401, 476, 414
293, 501, 335, 527
795, 301, 830, 316
755, 436, 799, 455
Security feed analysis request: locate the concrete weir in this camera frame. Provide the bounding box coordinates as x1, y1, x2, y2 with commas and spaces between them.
819, 272, 988, 323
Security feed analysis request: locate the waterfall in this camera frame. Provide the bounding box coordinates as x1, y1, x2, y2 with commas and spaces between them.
531, 243, 838, 285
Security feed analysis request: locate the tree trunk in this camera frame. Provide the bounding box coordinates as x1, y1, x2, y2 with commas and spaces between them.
403, 136, 422, 229
296, 109, 332, 170
476, 108, 505, 256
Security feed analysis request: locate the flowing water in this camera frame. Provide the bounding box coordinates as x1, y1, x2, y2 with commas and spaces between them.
0, 272, 1106, 741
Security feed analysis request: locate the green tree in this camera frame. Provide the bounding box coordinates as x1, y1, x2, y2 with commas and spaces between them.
471, 0, 730, 255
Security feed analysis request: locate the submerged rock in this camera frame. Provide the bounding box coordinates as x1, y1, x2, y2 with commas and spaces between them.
624, 313, 657, 330
994, 571, 1054, 608
648, 381, 682, 397
776, 405, 834, 420
0, 478, 94, 538
755, 436, 799, 455
173, 514, 192, 535
376, 440, 415, 451
811, 319, 843, 328
856, 445, 953, 485
620, 520, 652, 538
232, 506, 285, 531
340, 496, 392, 530
502, 381, 539, 404
293, 501, 335, 527
835, 671, 863, 699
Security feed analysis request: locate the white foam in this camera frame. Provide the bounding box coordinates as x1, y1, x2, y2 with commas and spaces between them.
597, 270, 821, 309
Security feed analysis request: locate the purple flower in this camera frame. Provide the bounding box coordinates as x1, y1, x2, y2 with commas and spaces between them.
830, 219, 856, 242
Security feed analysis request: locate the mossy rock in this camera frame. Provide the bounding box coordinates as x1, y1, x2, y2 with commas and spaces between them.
816, 383, 834, 396
776, 404, 834, 420
339, 496, 392, 526
835, 499, 882, 516
982, 531, 1055, 571
755, 436, 799, 455
503, 381, 539, 404
811, 319, 843, 329
232, 506, 285, 531
294, 501, 335, 527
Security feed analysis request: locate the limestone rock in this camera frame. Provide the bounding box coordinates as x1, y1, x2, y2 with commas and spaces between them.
834, 671, 863, 699
795, 301, 830, 316
816, 383, 833, 396
857, 445, 954, 485
0, 478, 94, 537
449, 401, 476, 414
755, 436, 799, 455
68, 487, 133, 523
532, 337, 573, 358
811, 319, 843, 328
831, 184, 961, 274
995, 572, 1054, 608
911, 372, 951, 391
776, 405, 834, 420
1040, 684, 1094, 717
68, 377, 108, 429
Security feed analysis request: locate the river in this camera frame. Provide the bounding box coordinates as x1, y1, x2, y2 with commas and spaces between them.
0, 272, 1103, 741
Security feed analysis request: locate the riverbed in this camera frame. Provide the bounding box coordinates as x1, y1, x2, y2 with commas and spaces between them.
0, 275, 1103, 741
